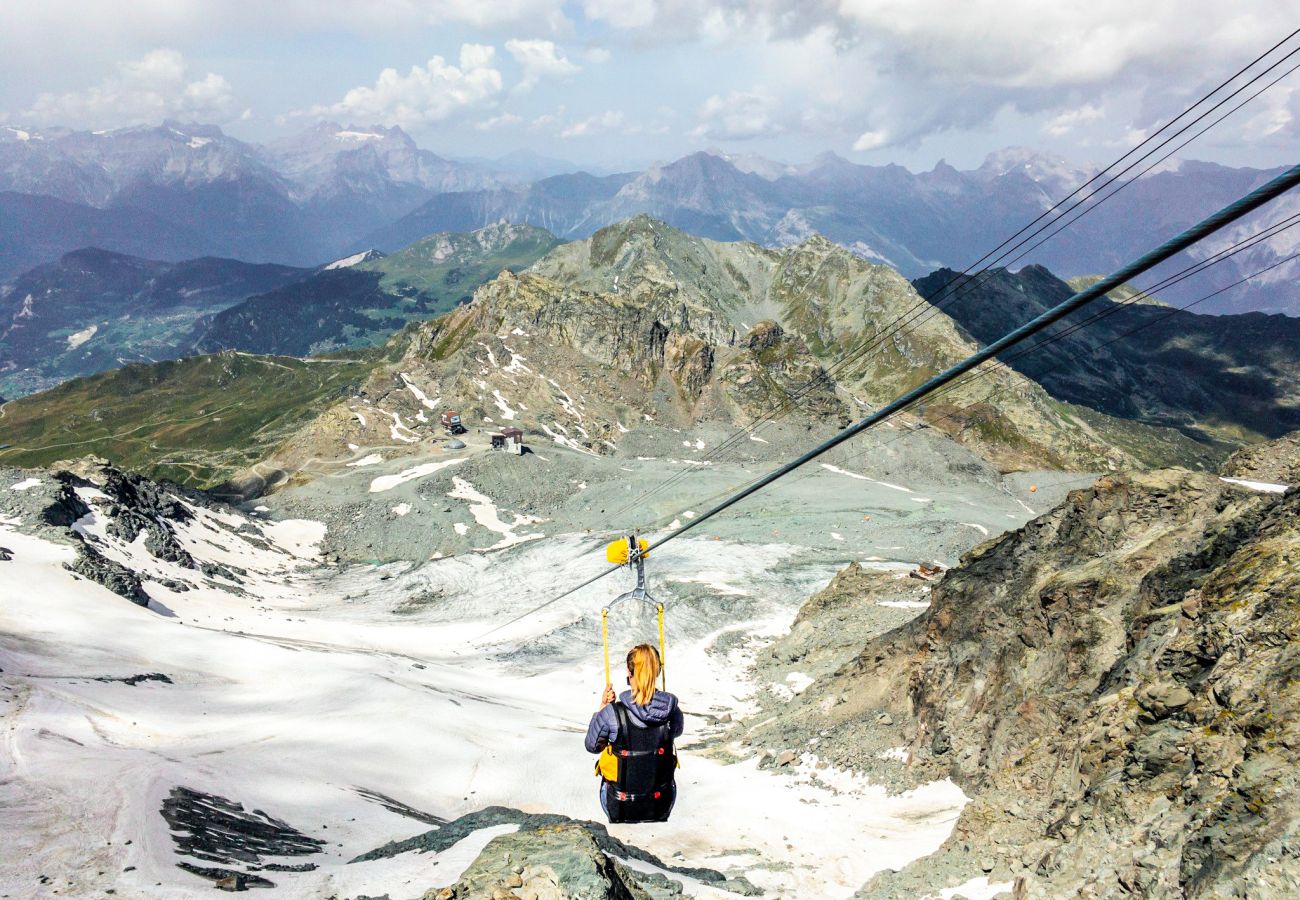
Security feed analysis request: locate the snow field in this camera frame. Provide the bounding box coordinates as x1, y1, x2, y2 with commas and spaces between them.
1, 497, 979, 898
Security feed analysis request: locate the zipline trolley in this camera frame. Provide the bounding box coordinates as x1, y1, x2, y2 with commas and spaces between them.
600, 534, 666, 691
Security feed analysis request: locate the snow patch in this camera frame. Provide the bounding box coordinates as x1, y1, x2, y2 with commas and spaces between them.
960, 522, 990, 536
368, 458, 466, 492
66, 324, 97, 350
447, 477, 543, 551
1220, 476, 1288, 494
785, 672, 814, 694
491, 389, 517, 421
820, 463, 913, 493
346, 454, 384, 468
324, 250, 375, 270
381, 410, 420, 443
391, 503, 412, 517
10, 478, 42, 492
400, 373, 439, 409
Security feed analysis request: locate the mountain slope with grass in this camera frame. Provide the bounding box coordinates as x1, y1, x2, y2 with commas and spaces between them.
0, 350, 378, 487
190, 223, 561, 356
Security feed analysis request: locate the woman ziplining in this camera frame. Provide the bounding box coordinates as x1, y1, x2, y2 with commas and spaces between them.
584, 536, 683, 823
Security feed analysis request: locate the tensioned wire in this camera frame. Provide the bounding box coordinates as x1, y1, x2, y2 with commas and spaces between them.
632, 215, 1300, 531
596, 31, 1300, 530
475, 163, 1300, 641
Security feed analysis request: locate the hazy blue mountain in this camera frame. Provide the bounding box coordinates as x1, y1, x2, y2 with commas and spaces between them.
377, 149, 1297, 315
363, 171, 634, 251
0, 191, 207, 276
914, 264, 1300, 445
2, 122, 1293, 313
0, 122, 504, 274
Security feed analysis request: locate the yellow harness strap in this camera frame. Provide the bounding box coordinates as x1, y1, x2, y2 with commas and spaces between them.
657, 602, 666, 690
601, 607, 611, 689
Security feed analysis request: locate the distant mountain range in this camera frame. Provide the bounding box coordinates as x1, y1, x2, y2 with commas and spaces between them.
15, 216, 1296, 491
1, 122, 1295, 316
0, 121, 510, 273
369, 149, 1299, 316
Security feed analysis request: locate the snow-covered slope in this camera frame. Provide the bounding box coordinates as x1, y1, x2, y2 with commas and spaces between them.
0, 461, 1022, 897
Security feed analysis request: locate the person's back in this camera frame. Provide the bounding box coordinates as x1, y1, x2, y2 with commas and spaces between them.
585, 645, 683, 822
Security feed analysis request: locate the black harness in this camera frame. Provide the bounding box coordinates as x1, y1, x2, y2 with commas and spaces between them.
604, 701, 677, 823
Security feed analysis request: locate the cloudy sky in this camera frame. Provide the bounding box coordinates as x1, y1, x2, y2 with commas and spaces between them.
2, 1, 1296, 170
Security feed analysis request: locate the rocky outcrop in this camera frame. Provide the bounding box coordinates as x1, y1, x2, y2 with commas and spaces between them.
162, 787, 324, 891
64, 539, 151, 606
722, 321, 846, 425
40, 476, 92, 527
425, 824, 655, 900
1221, 430, 1300, 485
753, 448, 1300, 897
356, 806, 759, 898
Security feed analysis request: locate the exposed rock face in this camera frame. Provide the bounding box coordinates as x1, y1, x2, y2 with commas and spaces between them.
754, 446, 1300, 897
40, 477, 92, 527
64, 539, 151, 606
664, 332, 714, 403
162, 786, 324, 891
723, 320, 844, 424
99, 468, 197, 567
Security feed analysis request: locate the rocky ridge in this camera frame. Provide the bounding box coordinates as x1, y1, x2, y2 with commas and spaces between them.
253, 217, 1205, 492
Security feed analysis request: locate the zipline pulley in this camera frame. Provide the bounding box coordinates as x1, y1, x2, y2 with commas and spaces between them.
601, 534, 666, 692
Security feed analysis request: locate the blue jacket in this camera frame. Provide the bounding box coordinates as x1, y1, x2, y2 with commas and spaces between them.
585, 689, 683, 754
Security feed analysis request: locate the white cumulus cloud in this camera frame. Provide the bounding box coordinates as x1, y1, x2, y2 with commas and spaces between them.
22, 49, 236, 127
306, 45, 502, 126
691, 90, 783, 141
852, 128, 889, 152
561, 109, 628, 137
505, 38, 579, 91
1043, 103, 1106, 137
476, 112, 524, 130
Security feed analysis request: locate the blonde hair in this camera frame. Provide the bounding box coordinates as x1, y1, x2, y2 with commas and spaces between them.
626, 644, 660, 706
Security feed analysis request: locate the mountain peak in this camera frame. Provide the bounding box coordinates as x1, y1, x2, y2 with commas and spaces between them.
976, 146, 1091, 188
